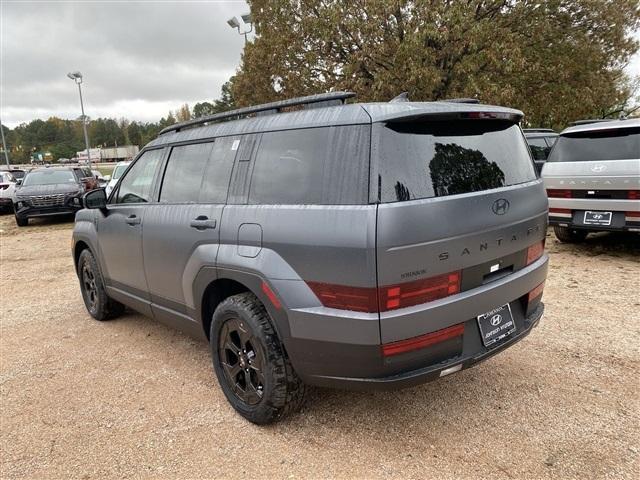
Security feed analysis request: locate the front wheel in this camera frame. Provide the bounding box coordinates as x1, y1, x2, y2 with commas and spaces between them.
77, 249, 124, 321
553, 226, 588, 243
211, 292, 305, 424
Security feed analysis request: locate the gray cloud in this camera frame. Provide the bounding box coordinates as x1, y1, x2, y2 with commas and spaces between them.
1, 0, 250, 127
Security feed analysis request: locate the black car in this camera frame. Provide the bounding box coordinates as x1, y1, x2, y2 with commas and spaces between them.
14, 167, 91, 226
523, 129, 558, 174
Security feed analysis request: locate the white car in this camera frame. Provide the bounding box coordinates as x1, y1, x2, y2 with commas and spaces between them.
105, 161, 131, 197
0, 171, 17, 211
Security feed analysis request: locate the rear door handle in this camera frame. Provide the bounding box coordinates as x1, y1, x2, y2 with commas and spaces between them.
190, 216, 217, 230
125, 215, 141, 226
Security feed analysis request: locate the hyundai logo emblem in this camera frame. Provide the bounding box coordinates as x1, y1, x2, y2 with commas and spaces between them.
492, 198, 510, 215
490, 314, 502, 326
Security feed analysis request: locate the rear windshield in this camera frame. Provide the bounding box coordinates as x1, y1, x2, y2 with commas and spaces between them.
23, 170, 76, 186
548, 127, 639, 162
376, 120, 535, 202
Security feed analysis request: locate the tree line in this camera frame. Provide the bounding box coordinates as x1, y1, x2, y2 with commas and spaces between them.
2, 0, 639, 164
1, 79, 235, 164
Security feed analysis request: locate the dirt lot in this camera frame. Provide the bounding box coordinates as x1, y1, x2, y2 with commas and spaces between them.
1, 214, 638, 479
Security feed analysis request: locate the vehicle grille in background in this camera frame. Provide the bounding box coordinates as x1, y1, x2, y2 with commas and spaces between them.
28, 194, 66, 207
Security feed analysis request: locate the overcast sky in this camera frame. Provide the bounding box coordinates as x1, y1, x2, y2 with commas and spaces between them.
1, 0, 250, 128
1, 1, 639, 129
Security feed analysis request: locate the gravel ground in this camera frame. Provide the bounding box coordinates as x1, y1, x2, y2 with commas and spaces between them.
1, 214, 638, 479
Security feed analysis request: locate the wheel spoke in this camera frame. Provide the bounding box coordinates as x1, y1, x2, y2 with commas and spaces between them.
222, 361, 241, 380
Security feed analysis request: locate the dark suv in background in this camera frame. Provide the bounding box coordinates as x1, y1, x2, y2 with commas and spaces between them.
14, 166, 98, 226
523, 128, 558, 174
73, 93, 549, 424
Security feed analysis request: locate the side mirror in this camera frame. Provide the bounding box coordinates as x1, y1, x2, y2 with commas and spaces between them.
83, 188, 107, 210
16, 179, 23, 185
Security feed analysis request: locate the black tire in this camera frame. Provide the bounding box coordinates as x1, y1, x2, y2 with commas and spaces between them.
553, 226, 588, 243
15, 215, 28, 227
77, 248, 124, 321
211, 292, 305, 424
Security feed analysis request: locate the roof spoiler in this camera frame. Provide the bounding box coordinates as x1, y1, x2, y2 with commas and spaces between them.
569, 119, 615, 126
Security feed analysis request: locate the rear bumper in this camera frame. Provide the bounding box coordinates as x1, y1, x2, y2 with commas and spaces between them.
304, 303, 543, 391
283, 255, 548, 390
548, 197, 640, 232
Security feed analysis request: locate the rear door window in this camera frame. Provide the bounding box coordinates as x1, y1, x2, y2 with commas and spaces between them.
548, 127, 639, 162
248, 126, 369, 205
375, 120, 536, 202
527, 137, 551, 160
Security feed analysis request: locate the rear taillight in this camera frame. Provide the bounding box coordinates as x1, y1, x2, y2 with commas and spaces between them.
526, 240, 545, 265
527, 281, 545, 303
307, 270, 461, 313
628, 190, 639, 200
625, 211, 640, 218
546, 189, 572, 198
379, 272, 460, 311
306, 282, 378, 313
382, 323, 465, 357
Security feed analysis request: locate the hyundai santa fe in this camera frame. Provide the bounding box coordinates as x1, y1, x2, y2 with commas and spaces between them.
72, 92, 549, 424
542, 118, 640, 242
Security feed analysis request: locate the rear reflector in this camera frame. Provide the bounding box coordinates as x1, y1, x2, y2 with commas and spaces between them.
547, 189, 572, 198
306, 282, 377, 313
628, 190, 639, 200
626, 211, 640, 218
382, 323, 465, 357
527, 282, 545, 302
379, 271, 461, 311
526, 240, 545, 265
549, 207, 572, 214
261, 281, 282, 310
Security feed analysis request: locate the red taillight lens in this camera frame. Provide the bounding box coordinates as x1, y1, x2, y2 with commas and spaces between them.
546, 189, 572, 198
382, 323, 465, 357
306, 282, 378, 313
527, 281, 545, 302
526, 240, 545, 265
307, 270, 461, 313
628, 190, 639, 200
625, 211, 640, 218
380, 271, 461, 312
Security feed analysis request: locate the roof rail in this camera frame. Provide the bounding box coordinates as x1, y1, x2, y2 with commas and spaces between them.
439, 98, 480, 104
522, 128, 556, 133
569, 119, 615, 126
159, 91, 356, 135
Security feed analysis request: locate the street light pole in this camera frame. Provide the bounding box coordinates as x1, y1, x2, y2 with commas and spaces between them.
227, 13, 253, 44
67, 71, 92, 167
0, 117, 10, 168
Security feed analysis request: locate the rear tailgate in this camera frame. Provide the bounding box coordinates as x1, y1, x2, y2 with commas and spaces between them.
371, 117, 547, 343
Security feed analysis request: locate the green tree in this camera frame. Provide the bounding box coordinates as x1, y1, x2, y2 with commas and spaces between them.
127, 121, 142, 146
233, 0, 640, 129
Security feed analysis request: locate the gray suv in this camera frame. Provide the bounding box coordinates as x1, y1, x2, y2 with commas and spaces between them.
542, 119, 640, 242
72, 92, 549, 424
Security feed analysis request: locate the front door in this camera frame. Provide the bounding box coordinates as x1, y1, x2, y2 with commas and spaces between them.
98, 148, 165, 313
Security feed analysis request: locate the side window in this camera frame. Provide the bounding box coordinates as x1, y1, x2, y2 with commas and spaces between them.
248, 126, 369, 205
160, 143, 214, 203
200, 137, 237, 203
115, 149, 163, 204
528, 138, 550, 160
